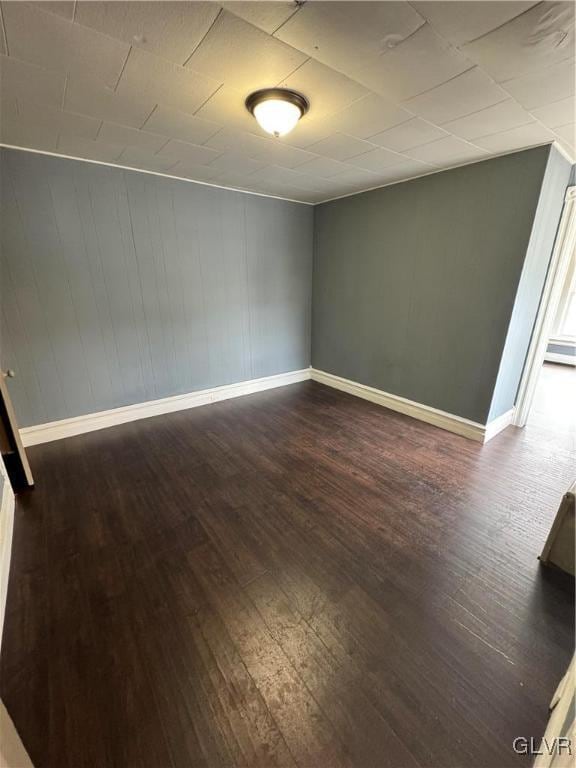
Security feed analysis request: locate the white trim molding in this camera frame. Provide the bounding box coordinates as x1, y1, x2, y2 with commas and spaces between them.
544, 351, 576, 366
318, 142, 572, 205
2, 141, 573, 209
0, 144, 313, 207
311, 368, 514, 443
483, 407, 516, 442
20, 369, 311, 447
19, 366, 518, 448
0, 458, 15, 657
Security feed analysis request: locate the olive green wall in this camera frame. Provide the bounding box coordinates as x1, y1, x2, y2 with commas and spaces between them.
313, 146, 568, 424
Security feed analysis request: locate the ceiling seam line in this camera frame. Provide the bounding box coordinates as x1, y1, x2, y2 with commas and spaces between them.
61, 73, 68, 111
338, 95, 416, 142
436, 95, 512, 127
501, 52, 574, 87
268, 21, 475, 113
139, 104, 158, 131
472, 113, 556, 144
275, 55, 312, 87
395, 133, 481, 155
271, 4, 304, 37
153, 137, 172, 157
113, 46, 132, 92
315, 141, 557, 205
527, 93, 575, 110
387, 17, 428, 48
462, 0, 546, 46
192, 83, 224, 117
182, 7, 223, 67
404, 0, 538, 59
401, 63, 477, 105
0, 3, 9, 56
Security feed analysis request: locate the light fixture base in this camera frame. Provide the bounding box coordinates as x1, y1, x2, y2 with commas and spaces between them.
245, 88, 309, 137
245, 88, 309, 118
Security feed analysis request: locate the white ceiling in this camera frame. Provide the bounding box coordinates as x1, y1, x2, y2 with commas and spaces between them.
0, 1, 574, 203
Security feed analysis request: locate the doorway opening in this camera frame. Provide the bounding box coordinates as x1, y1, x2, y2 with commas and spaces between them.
529, 240, 576, 434
514, 186, 576, 429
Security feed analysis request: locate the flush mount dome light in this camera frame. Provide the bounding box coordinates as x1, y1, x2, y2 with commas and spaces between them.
245, 88, 309, 138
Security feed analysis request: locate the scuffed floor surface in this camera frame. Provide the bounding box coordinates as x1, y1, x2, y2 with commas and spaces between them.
1, 381, 574, 768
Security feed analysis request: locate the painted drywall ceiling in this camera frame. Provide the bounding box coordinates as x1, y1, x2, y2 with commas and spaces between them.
0, 0, 574, 203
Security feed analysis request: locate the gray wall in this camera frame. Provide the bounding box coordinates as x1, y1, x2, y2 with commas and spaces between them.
488, 146, 572, 420
313, 146, 553, 424
0, 149, 313, 427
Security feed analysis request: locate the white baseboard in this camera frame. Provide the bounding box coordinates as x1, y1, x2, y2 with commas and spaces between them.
311, 368, 514, 443
484, 407, 516, 442
20, 366, 517, 447
544, 351, 576, 366
20, 368, 311, 447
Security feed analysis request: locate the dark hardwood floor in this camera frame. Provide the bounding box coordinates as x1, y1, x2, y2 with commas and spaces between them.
1, 381, 574, 768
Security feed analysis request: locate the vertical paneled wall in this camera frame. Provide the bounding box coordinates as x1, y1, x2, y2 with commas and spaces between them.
0, 149, 313, 427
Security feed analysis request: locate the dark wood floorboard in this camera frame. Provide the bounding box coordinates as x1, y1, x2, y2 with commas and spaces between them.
1, 381, 574, 768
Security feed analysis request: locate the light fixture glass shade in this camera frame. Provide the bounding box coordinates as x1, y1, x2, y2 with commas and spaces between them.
253, 99, 302, 137
246, 89, 309, 138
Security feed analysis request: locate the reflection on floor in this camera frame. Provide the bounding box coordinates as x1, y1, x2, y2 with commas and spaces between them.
528, 362, 576, 436
1, 381, 574, 768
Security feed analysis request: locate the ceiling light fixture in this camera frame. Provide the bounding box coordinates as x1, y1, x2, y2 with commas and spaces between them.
245, 88, 309, 138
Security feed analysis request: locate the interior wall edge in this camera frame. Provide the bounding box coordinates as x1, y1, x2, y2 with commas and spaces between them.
487, 144, 573, 421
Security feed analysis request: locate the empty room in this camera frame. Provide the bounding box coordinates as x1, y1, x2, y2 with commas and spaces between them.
1, 1, 575, 767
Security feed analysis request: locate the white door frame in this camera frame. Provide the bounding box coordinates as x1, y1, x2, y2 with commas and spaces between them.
0, 459, 34, 767
0, 455, 15, 656
514, 186, 576, 427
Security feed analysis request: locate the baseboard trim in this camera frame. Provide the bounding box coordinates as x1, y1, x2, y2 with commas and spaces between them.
20, 367, 517, 447
484, 407, 516, 442
20, 368, 311, 447
311, 368, 514, 443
